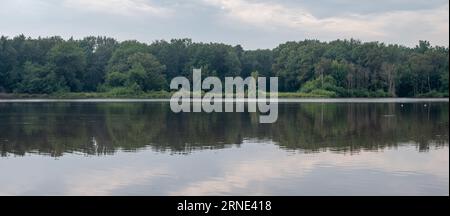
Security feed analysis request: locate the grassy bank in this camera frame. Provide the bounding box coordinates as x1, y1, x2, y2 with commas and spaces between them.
1, 91, 448, 99
1, 91, 321, 99
0, 91, 172, 99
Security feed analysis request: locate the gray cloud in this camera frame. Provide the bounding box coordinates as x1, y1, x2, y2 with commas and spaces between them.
0, 0, 448, 49
270, 0, 449, 17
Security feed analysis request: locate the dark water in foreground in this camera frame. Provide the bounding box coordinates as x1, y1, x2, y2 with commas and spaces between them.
0, 100, 448, 195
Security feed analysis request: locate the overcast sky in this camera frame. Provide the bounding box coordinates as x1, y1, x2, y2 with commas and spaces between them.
0, 0, 448, 49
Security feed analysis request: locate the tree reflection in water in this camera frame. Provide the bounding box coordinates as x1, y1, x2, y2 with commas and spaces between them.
0, 102, 448, 157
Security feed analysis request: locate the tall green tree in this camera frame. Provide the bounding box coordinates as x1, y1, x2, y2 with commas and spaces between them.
17, 61, 60, 94
47, 42, 87, 92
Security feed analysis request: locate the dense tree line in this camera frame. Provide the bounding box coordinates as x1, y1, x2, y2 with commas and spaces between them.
0, 35, 448, 97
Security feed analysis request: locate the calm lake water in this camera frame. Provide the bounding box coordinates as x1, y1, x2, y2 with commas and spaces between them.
0, 99, 448, 195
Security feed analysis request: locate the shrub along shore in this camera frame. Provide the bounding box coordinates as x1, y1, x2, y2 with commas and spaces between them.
1, 91, 448, 100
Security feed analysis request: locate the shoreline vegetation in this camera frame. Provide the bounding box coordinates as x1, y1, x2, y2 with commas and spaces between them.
1, 92, 448, 99
0, 35, 448, 99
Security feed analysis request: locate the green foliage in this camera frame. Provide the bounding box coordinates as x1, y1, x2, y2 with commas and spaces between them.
105, 50, 166, 91
107, 40, 150, 73
417, 90, 448, 98
309, 89, 337, 97
105, 72, 128, 87
47, 42, 87, 92
300, 75, 345, 97
105, 85, 143, 96
0, 35, 448, 98
17, 62, 60, 94
273, 39, 448, 97
81, 37, 118, 91
441, 71, 449, 93
241, 49, 273, 77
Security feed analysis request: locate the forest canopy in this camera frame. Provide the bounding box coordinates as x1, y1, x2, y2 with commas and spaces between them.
0, 35, 448, 97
